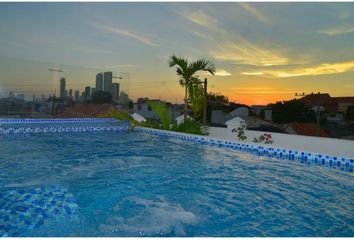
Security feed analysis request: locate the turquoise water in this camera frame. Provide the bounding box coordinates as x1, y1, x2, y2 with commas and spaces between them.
0, 131, 353, 236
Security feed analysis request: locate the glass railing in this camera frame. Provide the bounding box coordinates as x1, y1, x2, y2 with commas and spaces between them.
0, 57, 131, 119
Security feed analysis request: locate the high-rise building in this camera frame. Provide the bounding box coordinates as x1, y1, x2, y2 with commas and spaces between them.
103, 72, 113, 92
69, 89, 73, 98
17, 94, 25, 101
112, 83, 120, 102
60, 78, 66, 98
84, 86, 91, 101
119, 91, 129, 107
91, 88, 96, 97
96, 73, 103, 91
74, 90, 80, 102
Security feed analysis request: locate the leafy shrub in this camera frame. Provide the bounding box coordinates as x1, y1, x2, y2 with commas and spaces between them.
170, 118, 203, 135
98, 109, 138, 130
232, 124, 247, 141
139, 119, 161, 129
148, 101, 171, 130
99, 108, 135, 122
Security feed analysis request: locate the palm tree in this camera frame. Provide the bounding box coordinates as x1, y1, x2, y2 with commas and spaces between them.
168, 55, 215, 121
188, 76, 205, 120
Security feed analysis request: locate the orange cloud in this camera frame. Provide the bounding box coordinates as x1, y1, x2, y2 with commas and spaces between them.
242, 60, 354, 78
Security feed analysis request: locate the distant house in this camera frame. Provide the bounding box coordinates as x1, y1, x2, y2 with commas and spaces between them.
326, 113, 344, 123
298, 93, 354, 114
299, 93, 331, 108
250, 105, 266, 115
133, 98, 181, 120
211, 106, 274, 128
133, 98, 161, 119
226, 107, 249, 120
264, 109, 272, 121
285, 122, 328, 137
211, 110, 227, 125
225, 117, 246, 130
211, 107, 250, 126
324, 97, 354, 113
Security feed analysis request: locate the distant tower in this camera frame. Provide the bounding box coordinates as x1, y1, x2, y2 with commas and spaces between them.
69, 89, 73, 98
84, 86, 91, 101
112, 83, 120, 102
103, 72, 113, 92
120, 91, 129, 105
96, 73, 103, 91
60, 78, 66, 98
74, 90, 80, 102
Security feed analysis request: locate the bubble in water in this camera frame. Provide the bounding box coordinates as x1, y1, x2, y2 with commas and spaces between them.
99, 197, 197, 236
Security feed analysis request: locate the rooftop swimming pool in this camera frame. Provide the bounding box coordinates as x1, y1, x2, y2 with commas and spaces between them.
0, 119, 353, 237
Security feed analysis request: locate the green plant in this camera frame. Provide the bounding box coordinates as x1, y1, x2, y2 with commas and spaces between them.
168, 55, 215, 121
98, 109, 138, 130
148, 101, 171, 130
232, 124, 247, 141
139, 119, 161, 129
170, 118, 203, 135
188, 77, 205, 120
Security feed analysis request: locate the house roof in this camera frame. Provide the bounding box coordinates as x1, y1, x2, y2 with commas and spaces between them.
298, 93, 331, 108
329, 97, 354, 104
58, 104, 113, 118
225, 117, 246, 125
131, 112, 146, 122
323, 97, 354, 112
288, 122, 328, 137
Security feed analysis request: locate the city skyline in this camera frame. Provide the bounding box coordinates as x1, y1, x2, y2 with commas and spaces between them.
0, 2, 354, 105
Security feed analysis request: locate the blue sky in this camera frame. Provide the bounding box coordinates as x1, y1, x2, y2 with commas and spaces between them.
0, 2, 354, 104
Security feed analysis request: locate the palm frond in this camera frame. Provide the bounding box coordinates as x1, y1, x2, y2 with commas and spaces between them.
168, 55, 188, 70
179, 78, 186, 86
188, 59, 216, 76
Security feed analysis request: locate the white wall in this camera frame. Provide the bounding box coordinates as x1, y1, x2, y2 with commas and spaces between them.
208, 126, 354, 158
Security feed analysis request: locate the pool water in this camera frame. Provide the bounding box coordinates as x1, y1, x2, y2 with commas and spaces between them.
0, 131, 353, 237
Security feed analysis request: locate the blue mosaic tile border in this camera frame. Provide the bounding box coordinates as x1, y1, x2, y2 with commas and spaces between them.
0, 118, 117, 123
0, 118, 130, 135
135, 127, 354, 173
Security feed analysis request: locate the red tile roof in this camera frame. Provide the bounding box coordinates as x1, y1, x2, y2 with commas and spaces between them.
329, 97, 354, 104
288, 122, 328, 137
58, 104, 113, 118
323, 97, 354, 112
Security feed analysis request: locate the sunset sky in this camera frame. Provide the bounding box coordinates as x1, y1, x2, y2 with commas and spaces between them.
0, 2, 354, 105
